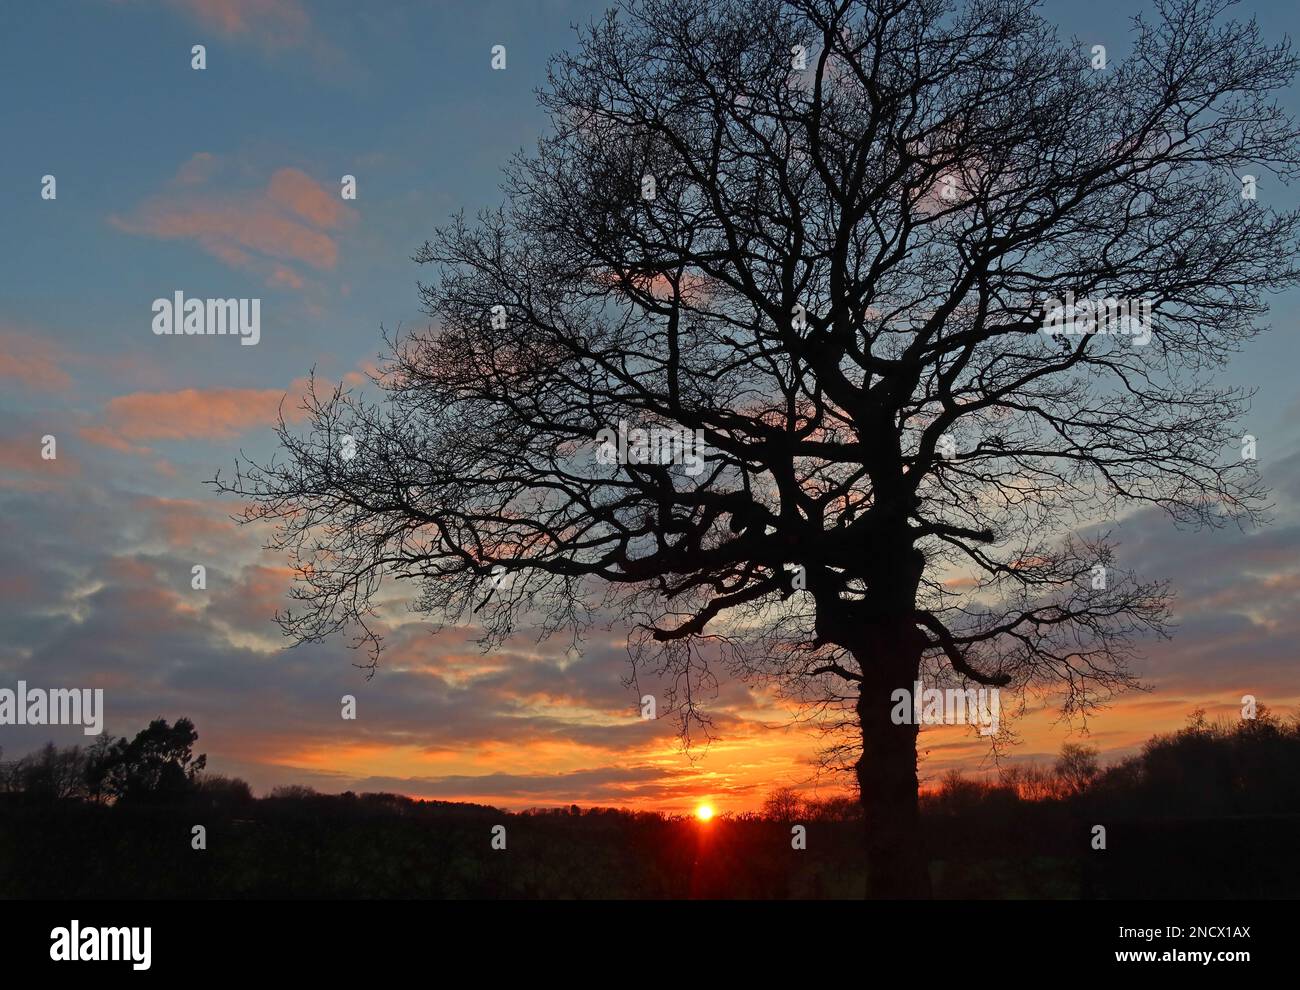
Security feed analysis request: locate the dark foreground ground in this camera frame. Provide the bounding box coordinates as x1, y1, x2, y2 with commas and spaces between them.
2, 796, 1296, 899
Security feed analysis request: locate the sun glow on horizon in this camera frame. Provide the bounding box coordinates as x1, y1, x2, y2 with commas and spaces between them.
695, 803, 715, 822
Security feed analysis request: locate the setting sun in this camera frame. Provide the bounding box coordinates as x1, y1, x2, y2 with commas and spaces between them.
695, 804, 715, 822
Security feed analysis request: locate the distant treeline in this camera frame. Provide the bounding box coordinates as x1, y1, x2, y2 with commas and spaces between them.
2, 709, 1298, 897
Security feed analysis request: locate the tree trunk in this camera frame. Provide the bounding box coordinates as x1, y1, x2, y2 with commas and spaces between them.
852, 621, 932, 899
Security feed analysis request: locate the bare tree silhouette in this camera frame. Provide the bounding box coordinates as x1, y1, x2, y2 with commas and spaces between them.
763, 786, 807, 822
215, 0, 1300, 896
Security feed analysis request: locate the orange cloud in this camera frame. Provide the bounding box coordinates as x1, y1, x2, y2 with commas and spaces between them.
163, 0, 311, 49
135, 495, 238, 549
268, 167, 346, 228
0, 331, 73, 390
78, 426, 151, 456
174, 150, 220, 185
110, 157, 355, 288
83, 386, 305, 448
268, 265, 305, 290
0, 435, 79, 486
78, 371, 359, 452
1, 326, 171, 392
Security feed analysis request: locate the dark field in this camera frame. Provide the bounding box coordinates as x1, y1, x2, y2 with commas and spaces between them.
3, 797, 1296, 899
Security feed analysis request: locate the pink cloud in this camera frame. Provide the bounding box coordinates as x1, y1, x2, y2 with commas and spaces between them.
134, 495, 238, 549
110, 157, 356, 288
212, 562, 298, 628
268, 265, 305, 290
163, 0, 311, 49
79, 372, 361, 452
174, 150, 220, 185
78, 426, 152, 456
0, 435, 79, 486
0, 331, 73, 390
0, 326, 172, 392
83, 385, 308, 448
268, 167, 346, 229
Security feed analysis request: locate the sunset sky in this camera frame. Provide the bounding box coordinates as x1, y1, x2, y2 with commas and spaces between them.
2, 0, 1299, 816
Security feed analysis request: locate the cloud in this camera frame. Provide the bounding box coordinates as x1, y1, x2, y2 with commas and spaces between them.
0, 470, 812, 811
0, 326, 172, 394
133, 495, 239, 551
267, 167, 347, 228
335, 765, 696, 802
0, 331, 73, 390
173, 150, 220, 185
0, 434, 79, 485
72, 364, 371, 457
7, 371, 1300, 812
81, 387, 301, 449
162, 0, 312, 50
110, 156, 356, 288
